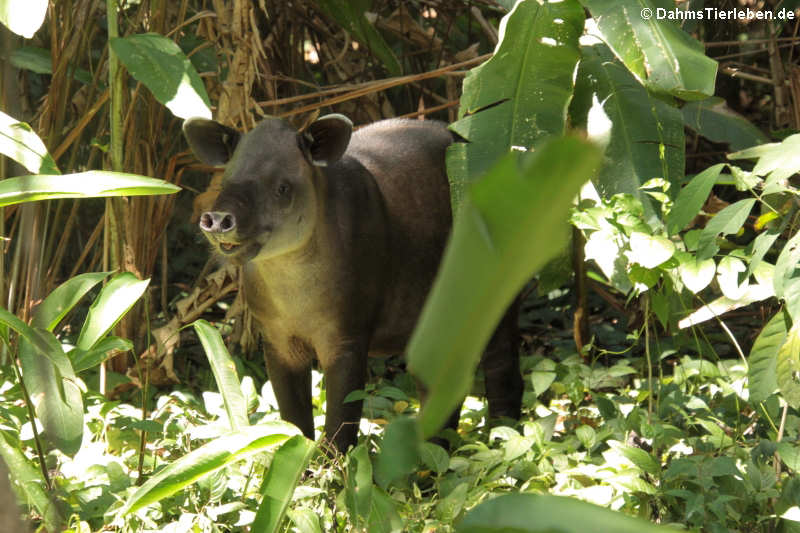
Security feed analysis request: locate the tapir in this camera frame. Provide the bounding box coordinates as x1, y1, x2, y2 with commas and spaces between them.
183, 114, 523, 453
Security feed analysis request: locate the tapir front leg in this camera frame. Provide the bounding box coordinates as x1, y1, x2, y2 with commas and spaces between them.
264, 344, 315, 440
319, 344, 369, 454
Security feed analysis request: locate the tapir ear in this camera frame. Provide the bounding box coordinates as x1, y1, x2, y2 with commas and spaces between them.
182, 117, 241, 166
301, 114, 353, 166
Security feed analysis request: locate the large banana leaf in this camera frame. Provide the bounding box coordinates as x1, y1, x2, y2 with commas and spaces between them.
579, 0, 716, 100
571, 43, 685, 222
446, 0, 585, 209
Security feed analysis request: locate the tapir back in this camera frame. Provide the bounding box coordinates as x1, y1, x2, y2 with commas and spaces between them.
345, 119, 454, 353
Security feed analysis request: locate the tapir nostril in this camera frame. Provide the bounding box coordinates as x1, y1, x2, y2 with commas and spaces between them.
199, 211, 236, 233
220, 214, 235, 232
199, 212, 214, 232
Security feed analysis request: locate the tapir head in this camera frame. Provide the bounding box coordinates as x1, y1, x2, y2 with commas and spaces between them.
183, 115, 353, 264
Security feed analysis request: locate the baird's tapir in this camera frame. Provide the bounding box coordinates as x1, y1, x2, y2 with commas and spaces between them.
183, 114, 523, 453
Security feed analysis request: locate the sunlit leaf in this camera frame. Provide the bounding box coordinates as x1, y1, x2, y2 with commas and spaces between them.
0, 0, 48, 38
110, 33, 211, 119
0, 111, 59, 175
0, 171, 180, 206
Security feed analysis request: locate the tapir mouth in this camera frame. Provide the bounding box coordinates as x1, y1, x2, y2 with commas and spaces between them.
218, 241, 240, 253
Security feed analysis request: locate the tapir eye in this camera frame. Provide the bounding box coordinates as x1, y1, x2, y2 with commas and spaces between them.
276, 182, 291, 197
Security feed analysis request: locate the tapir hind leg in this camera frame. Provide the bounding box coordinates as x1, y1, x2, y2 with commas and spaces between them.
482, 304, 523, 421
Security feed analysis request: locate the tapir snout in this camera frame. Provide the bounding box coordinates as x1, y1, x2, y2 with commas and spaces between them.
183, 114, 523, 453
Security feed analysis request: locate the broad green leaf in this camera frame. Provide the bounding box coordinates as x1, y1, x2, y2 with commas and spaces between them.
345, 444, 374, 530
0, 111, 59, 175
110, 33, 211, 119
117, 422, 298, 516
0, 433, 62, 531
572, 44, 684, 222
19, 336, 84, 456
312, 0, 400, 76
456, 493, 679, 532
747, 225, 783, 280
696, 198, 755, 261
10, 46, 94, 85
375, 417, 420, 487
774, 230, 800, 321
584, 227, 631, 293
579, 0, 716, 99
447, 0, 584, 207
717, 255, 748, 300
32, 272, 110, 331
252, 435, 316, 533
729, 135, 800, 190
677, 252, 715, 294
777, 442, 800, 472
76, 272, 149, 351
0, 306, 72, 377
0, 0, 47, 38
193, 320, 249, 431
682, 97, 769, 151
667, 163, 724, 235
777, 321, 800, 409
286, 509, 322, 533
609, 441, 661, 476
626, 232, 675, 269
69, 336, 133, 373
0, 294, 84, 455
0, 171, 180, 206
408, 137, 602, 438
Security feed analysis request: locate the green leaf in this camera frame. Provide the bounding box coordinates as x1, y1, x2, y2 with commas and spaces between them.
729, 135, 800, 190
345, 444, 374, 529
408, 137, 602, 438
31, 272, 109, 331
447, 0, 584, 207
682, 97, 769, 151
0, 306, 72, 377
312, 0, 401, 76
573, 44, 685, 223
19, 336, 84, 455
679, 282, 774, 329
667, 163, 724, 235
717, 255, 748, 300
677, 252, 716, 294
626, 232, 675, 269
374, 417, 420, 487
774, 230, 800, 321
10, 46, 95, 85
193, 319, 249, 431
579, 0, 716, 99
0, 433, 62, 531
456, 493, 680, 532
117, 422, 298, 516
252, 435, 316, 533
609, 441, 661, 476
0, 0, 47, 38
0, 111, 60, 175
0, 295, 84, 455
110, 33, 211, 119
69, 336, 133, 373
778, 442, 800, 472
777, 321, 800, 409
0, 171, 180, 206
696, 198, 755, 261
76, 272, 149, 351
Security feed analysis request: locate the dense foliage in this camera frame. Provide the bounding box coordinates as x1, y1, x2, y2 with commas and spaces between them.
1, 0, 799, 532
